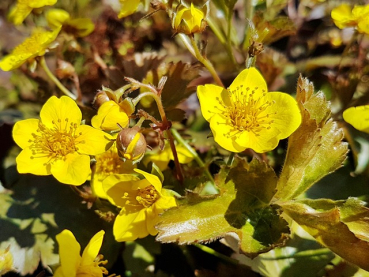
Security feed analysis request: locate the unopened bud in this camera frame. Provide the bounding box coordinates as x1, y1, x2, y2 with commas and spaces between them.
116, 126, 147, 163
172, 2, 208, 35
93, 91, 111, 108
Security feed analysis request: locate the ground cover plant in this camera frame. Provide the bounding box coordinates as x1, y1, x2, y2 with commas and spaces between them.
0, 0, 369, 276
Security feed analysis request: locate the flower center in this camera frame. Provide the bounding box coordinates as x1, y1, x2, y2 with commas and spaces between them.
214, 85, 276, 137
135, 185, 159, 208
76, 254, 111, 277
96, 150, 121, 177
29, 118, 82, 164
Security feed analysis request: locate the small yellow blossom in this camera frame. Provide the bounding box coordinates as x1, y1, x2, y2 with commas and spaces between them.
103, 169, 177, 241
8, 0, 57, 25
144, 142, 194, 171
0, 28, 60, 71
91, 100, 130, 132
92, 142, 136, 199
343, 105, 369, 133
46, 9, 95, 37
172, 2, 208, 35
54, 230, 109, 277
118, 0, 141, 18
331, 4, 369, 34
12, 96, 112, 186
197, 68, 301, 153
0, 246, 13, 275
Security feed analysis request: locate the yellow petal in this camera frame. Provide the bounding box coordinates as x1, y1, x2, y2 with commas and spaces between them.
12, 118, 40, 149
176, 145, 194, 164
50, 153, 91, 185
343, 105, 369, 133
81, 230, 104, 265
56, 230, 81, 277
16, 147, 51, 175
103, 174, 140, 207
229, 67, 268, 96
75, 125, 113, 155
209, 113, 246, 153
235, 129, 280, 153
264, 92, 302, 140
0, 28, 60, 71
28, 0, 57, 8
40, 96, 81, 130
331, 4, 355, 29
197, 84, 228, 121
145, 206, 159, 236
67, 18, 95, 37
118, 0, 141, 18
8, 3, 32, 25
91, 101, 129, 131
357, 18, 369, 34
46, 8, 70, 29
134, 169, 162, 193
113, 209, 148, 241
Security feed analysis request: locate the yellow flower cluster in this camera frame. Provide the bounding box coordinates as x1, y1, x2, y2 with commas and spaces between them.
331, 4, 369, 34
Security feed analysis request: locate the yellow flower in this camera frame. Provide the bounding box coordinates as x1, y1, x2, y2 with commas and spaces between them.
197, 67, 301, 153
0, 28, 60, 71
12, 96, 112, 186
91, 100, 130, 132
331, 4, 369, 34
118, 0, 141, 18
46, 9, 95, 37
103, 169, 177, 241
144, 142, 194, 171
92, 142, 136, 199
343, 105, 369, 133
172, 2, 208, 35
54, 230, 109, 277
8, 0, 57, 25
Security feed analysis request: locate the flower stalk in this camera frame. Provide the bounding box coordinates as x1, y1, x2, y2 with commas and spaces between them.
179, 34, 224, 87
171, 128, 214, 184
39, 56, 77, 100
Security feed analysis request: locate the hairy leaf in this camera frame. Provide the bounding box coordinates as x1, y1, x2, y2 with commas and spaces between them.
280, 198, 369, 271
275, 76, 348, 200
157, 158, 289, 257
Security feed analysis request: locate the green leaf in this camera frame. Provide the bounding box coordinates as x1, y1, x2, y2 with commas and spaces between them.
280, 198, 369, 271
157, 158, 289, 257
275, 75, 348, 200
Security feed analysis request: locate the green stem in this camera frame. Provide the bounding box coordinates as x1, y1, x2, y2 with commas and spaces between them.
179, 34, 224, 87
171, 129, 214, 184
207, 17, 238, 68
39, 56, 77, 100
242, 0, 255, 50
227, 152, 235, 166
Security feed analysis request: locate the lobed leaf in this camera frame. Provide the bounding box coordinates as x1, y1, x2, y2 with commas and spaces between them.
275, 75, 348, 200
157, 158, 289, 257
280, 198, 369, 271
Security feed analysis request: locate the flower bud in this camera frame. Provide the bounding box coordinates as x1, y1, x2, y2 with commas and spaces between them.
116, 126, 147, 163
172, 2, 208, 35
